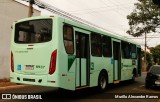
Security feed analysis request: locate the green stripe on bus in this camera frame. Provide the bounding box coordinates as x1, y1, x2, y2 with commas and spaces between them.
68, 55, 76, 71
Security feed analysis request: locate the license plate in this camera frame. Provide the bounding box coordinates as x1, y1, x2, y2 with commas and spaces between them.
25, 65, 34, 70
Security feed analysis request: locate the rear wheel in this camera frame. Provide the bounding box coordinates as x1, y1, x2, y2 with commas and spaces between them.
98, 72, 108, 92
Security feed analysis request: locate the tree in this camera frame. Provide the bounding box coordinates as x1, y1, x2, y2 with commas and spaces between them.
152, 0, 160, 5
127, 0, 160, 37
150, 45, 160, 64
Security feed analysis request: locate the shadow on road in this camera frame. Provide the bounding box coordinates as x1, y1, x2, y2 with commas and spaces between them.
35, 80, 138, 100
3, 79, 160, 102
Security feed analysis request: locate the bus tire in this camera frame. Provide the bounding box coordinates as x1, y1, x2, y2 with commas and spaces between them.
97, 72, 108, 92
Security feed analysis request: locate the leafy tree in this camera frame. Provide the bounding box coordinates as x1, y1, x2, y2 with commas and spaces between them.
127, 0, 160, 37
152, 0, 160, 5
150, 45, 160, 64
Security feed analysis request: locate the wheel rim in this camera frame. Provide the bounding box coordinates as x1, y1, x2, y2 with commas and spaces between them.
100, 76, 106, 89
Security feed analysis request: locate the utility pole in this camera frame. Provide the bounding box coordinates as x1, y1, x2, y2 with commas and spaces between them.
28, 0, 34, 17
144, 32, 147, 71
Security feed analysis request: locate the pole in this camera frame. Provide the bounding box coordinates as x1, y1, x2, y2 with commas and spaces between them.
28, 0, 34, 17
144, 32, 147, 71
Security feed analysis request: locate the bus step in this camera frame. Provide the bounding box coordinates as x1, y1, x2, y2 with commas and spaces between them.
114, 80, 120, 84
76, 86, 90, 90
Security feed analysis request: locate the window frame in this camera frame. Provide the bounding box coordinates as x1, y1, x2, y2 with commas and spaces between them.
14, 19, 53, 44
63, 24, 74, 54
102, 35, 112, 57
130, 44, 137, 59
91, 33, 102, 57
121, 41, 131, 59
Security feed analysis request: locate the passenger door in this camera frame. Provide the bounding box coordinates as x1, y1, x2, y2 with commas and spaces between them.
112, 40, 121, 81
75, 30, 90, 88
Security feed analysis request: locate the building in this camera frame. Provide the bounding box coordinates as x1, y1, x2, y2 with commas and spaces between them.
0, 0, 40, 79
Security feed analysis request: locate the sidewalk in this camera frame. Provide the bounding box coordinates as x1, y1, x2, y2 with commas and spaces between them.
0, 81, 16, 87
0, 79, 16, 87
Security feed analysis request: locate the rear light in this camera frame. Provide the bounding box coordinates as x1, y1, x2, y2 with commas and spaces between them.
49, 50, 57, 75
11, 51, 14, 72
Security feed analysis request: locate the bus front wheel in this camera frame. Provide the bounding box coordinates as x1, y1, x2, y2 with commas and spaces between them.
97, 72, 108, 92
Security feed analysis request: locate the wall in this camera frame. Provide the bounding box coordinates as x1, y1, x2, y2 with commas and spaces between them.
0, 0, 40, 79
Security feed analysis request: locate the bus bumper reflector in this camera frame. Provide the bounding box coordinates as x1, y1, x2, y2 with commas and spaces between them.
47, 80, 56, 83
17, 77, 20, 81
62, 74, 67, 76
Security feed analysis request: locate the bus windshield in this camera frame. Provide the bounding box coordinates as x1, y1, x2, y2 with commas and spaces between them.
14, 19, 52, 44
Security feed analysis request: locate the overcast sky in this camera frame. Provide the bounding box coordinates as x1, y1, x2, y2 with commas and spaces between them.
18, 0, 160, 48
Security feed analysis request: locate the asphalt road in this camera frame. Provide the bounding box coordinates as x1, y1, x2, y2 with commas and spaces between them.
0, 72, 159, 102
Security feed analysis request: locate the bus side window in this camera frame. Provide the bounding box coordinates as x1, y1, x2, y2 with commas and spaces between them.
91, 33, 102, 57
121, 41, 131, 59
63, 25, 74, 54
102, 36, 112, 57
130, 44, 137, 59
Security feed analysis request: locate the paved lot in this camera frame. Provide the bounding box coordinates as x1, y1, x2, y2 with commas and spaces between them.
0, 72, 159, 102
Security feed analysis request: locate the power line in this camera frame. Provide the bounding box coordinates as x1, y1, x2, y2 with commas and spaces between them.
70, 4, 134, 15
23, 0, 122, 36
22, 0, 160, 47
127, 36, 160, 39
90, 0, 129, 34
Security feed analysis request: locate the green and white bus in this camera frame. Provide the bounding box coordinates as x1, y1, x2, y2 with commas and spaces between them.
10, 16, 141, 91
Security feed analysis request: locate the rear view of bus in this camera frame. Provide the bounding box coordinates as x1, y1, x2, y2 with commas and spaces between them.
10, 16, 58, 87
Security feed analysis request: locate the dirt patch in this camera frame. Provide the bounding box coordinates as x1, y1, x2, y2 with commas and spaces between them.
0, 79, 30, 91
0, 78, 17, 87
0, 82, 17, 87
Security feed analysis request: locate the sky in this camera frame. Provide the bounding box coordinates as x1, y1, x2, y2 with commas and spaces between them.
18, 0, 160, 48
